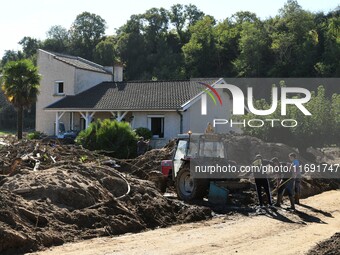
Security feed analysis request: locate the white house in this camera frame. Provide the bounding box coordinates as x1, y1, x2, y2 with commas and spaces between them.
36, 49, 236, 147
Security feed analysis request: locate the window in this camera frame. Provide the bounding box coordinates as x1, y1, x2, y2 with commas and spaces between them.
148, 116, 164, 138
55, 81, 64, 95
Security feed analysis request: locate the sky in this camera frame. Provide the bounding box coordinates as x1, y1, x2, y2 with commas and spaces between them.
0, 0, 338, 58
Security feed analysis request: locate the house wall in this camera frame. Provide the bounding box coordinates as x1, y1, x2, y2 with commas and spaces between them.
132, 111, 180, 147
36, 50, 113, 135
36, 50, 76, 135
75, 69, 112, 94
182, 88, 237, 134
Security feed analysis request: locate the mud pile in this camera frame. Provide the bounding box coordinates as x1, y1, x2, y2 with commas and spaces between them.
224, 134, 307, 165
308, 232, 340, 255
0, 136, 338, 254
0, 140, 210, 254
117, 140, 175, 179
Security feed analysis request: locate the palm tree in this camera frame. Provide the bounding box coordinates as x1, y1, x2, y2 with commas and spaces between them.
1, 59, 40, 139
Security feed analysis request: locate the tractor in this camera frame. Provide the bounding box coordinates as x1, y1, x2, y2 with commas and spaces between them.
161, 132, 231, 201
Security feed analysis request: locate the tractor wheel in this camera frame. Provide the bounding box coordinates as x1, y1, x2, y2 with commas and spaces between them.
175, 166, 209, 201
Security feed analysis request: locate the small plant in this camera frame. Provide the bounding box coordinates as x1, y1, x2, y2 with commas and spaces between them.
135, 127, 153, 140
79, 155, 88, 163
27, 131, 44, 140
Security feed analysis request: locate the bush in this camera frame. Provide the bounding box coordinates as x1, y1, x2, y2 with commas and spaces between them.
135, 127, 153, 140
27, 131, 44, 140
76, 119, 138, 158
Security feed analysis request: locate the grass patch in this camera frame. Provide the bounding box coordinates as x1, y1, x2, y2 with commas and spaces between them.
0, 130, 15, 135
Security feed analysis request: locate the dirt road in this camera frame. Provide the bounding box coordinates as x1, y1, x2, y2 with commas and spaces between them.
30, 190, 340, 255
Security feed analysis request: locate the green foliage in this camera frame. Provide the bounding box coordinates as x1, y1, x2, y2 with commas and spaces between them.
79, 155, 88, 163
27, 131, 44, 140
135, 127, 153, 140
94, 36, 117, 66
1, 50, 24, 67
19, 37, 42, 60
1, 2, 339, 78
76, 119, 138, 159
233, 21, 270, 77
242, 85, 339, 152
43, 25, 70, 53
69, 12, 107, 60
182, 15, 218, 77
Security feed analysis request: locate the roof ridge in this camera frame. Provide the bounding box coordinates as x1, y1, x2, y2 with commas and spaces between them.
39, 49, 110, 73
75, 56, 108, 71
101, 79, 217, 84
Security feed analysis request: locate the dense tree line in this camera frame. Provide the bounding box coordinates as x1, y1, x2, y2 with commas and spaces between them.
1, 0, 339, 80
242, 85, 340, 154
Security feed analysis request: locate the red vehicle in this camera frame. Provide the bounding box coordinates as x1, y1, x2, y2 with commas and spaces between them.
161, 133, 230, 201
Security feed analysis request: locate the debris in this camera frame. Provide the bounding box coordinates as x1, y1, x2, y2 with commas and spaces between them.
307, 232, 340, 255
0, 138, 210, 254
0, 135, 338, 254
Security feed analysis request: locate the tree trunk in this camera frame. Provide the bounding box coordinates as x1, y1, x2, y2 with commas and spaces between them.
17, 106, 23, 140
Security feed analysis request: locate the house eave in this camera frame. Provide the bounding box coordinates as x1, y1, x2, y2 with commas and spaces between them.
44, 108, 182, 112
181, 78, 225, 111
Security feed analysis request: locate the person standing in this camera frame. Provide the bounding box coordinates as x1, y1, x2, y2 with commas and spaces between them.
272, 157, 295, 210
252, 154, 273, 208
205, 122, 214, 133
137, 137, 149, 156
289, 153, 301, 205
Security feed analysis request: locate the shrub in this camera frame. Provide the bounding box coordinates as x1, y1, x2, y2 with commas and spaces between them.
135, 127, 153, 140
76, 119, 138, 158
27, 131, 44, 140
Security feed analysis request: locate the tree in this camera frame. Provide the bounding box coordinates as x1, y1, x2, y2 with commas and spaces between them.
1, 50, 24, 67
94, 36, 117, 66
269, 0, 318, 76
331, 93, 340, 144
69, 12, 106, 60
232, 21, 271, 77
43, 25, 70, 53
19, 36, 41, 59
169, 4, 204, 43
115, 15, 147, 79
182, 16, 218, 77
242, 85, 339, 154
1, 59, 40, 139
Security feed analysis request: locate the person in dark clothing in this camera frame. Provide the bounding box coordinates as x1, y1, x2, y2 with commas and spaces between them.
289, 153, 301, 205
137, 137, 149, 156
271, 157, 295, 210
252, 154, 273, 207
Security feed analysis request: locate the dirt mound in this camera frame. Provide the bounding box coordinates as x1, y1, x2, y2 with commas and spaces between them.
0, 141, 210, 254
307, 232, 340, 255
117, 142, 175, 179
224, 134, 308, 165
0, 136, 338, 254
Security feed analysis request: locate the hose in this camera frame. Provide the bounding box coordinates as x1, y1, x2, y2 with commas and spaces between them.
94, 165, 131, 200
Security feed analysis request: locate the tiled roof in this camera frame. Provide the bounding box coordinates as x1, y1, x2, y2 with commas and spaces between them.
42, 50, 111, 74
46, 79, 218, 111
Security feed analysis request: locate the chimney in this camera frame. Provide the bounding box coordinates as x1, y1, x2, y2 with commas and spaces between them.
113, 63, 123, 82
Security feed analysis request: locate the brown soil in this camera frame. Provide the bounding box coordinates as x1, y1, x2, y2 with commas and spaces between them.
0, 135, 339, 255
308, 232, 340, 255
28, 190, 340, 255
0, 139, 210, 255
